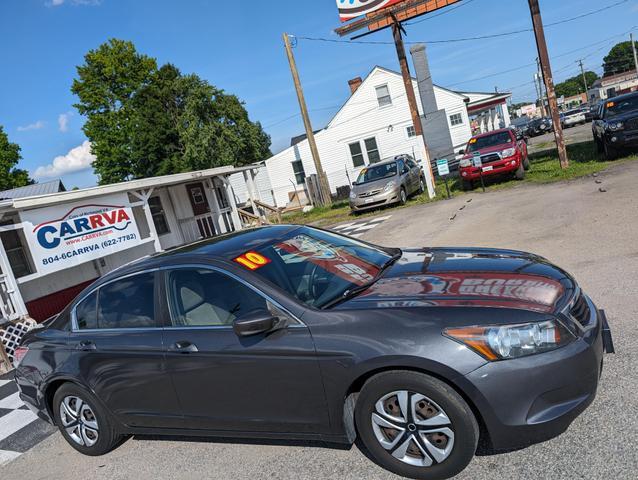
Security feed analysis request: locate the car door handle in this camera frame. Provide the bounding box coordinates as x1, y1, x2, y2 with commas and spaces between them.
75, 340, 97, 351
169, 341, 199, 353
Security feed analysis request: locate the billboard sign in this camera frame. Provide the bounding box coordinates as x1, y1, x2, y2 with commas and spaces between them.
21, 193, 142, 276
336, 0, 405, 22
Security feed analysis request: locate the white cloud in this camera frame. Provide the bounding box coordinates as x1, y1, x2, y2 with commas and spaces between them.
34, 141, 96, 179
17, 120, 45, 132
58, 112, 72, 132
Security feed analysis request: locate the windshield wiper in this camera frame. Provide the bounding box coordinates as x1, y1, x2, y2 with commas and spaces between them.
320, 249, 402, 309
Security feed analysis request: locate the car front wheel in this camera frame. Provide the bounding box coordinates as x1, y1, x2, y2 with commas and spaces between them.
53, 383, 122, 456
355, 371, 478, 480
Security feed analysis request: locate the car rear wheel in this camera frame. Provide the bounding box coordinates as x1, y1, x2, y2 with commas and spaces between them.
53, 383, 122, 456
418, 177, 426, 194
399, 187, 407, 205
523, 156, 531, 171
355, 371, 478, 480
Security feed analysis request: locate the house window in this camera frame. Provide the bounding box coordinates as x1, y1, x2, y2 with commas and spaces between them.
450, 113, 464, 126
215, 184, 230, 209
364, 137, 380, 164
148, 196, 170, 235
375, 84, 392, 107
349, 142, 365, 167
406, 125, 416, 138
291, 160, 306, 185
0, 229, 33, 278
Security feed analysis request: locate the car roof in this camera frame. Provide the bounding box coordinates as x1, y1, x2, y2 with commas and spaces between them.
606, 91, 638, 103
470, 128, 513, 139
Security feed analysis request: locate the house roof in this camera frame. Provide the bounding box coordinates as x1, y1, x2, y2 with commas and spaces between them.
0, 179, 66, 200
0, 165, 262, 212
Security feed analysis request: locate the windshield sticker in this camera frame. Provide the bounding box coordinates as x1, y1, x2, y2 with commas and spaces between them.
469, 138, 477, 144
234, 251, 271, 270
606, 101, 615, 108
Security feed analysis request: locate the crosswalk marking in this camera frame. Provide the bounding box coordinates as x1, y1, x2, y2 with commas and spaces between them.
0, 392, 23, 410
0, 410, 38, 442
0, 380, 10, 388
331, 215, 392, 239
0, 448, 21, 466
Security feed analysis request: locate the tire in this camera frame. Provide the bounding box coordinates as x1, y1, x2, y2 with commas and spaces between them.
523, 156, 531, 171
514, 162, 525, 180
355, 371, 479, 480
418, 177, 426, 194
53, 383, 122, 456
399, 187, 407, 205
461, 179, 474, 191
603, 142, 618, 161
595, 138, 604, 153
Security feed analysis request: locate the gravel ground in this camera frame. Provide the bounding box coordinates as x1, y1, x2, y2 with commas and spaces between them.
3, 161, 637, 480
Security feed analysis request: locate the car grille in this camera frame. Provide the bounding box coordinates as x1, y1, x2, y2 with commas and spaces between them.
569, 291, 593, 329
624, 118, 638, 131
359, 189, 382, 198
481, 153, 501, 164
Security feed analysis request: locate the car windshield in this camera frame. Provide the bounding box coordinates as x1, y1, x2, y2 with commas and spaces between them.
243, 227, 395, 308
467, 132, 512, 152
605, 96, 638, 117
356, 162, 398, 184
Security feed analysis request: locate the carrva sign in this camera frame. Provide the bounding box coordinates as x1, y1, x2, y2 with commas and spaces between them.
21, 193, 141, 276
336, 0, 405, 22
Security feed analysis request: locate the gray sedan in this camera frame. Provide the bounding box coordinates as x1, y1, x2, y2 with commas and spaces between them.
349, 156, 425, 213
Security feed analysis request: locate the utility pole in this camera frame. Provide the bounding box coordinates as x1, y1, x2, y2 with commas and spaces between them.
528, 0, 568, 169
392, 20, 436, 198
535, 58, 547, 117
282, 33, 332, 206
577, 59, 589, 103
631, 33, 638, 78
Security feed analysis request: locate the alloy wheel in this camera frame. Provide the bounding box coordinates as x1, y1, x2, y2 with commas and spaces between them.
59, 395, 99, 447
371, 390, 455, 467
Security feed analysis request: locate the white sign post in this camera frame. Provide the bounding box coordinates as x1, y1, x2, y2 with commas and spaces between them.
21, 193, 142, 276
436, 159, 451, 199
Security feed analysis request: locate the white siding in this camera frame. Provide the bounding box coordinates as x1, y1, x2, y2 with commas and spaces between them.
266, 67, 473, 207
228, 166, 275, 206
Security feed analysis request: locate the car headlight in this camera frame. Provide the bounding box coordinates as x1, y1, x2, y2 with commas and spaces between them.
607, 122, 624, 131
459, 159, 471, 168
383, 180, 397, 192
501, 148, 516, 158
349, 191, 357, 200
444, 319, 574, 361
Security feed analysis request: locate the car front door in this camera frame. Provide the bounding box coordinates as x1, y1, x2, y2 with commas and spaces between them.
406, 158, 420, 193
69, 271, 183, 429
161, 266, 330, 434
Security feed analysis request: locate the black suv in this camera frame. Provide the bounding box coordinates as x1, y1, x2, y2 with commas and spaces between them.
592, 91, 638, 159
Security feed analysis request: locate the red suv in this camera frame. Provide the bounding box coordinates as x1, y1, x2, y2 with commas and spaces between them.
458, 128, 529, 191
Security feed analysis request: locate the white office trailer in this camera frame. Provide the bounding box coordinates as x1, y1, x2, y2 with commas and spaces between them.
0, 165, 269, 325
265, 54, 511, 209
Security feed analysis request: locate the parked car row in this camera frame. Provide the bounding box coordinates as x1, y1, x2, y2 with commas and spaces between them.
592, 90, 638, 160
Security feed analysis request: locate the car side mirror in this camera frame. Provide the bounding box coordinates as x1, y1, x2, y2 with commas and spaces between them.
458, 149, 465, 155
233, 310, 277, 337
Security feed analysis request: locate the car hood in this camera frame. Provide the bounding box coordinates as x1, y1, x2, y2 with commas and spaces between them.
338, 247, 575, 313
352, 176, 397, 193
604, 110, 638, 123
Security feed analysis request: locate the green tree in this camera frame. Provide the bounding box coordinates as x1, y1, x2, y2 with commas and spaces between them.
71, 39, 157, 184
0, 125, 33, 191
603, 41, 637, 76
555, 71, 599, 98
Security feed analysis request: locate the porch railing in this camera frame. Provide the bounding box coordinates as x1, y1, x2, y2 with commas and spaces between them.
178, 213, 217, 244
0, 273, 21, 323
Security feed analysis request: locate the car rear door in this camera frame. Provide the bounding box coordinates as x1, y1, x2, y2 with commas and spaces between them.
160, 266, 330, 434
68, 271, 183, 429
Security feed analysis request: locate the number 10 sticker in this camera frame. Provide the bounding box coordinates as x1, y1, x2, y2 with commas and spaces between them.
234, 251, 271, 270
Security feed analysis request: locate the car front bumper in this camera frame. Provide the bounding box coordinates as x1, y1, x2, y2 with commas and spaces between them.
460, 155, 521, 181
462, 295, 611, 450
605, 130, 638, 148
350, 188, 401, 211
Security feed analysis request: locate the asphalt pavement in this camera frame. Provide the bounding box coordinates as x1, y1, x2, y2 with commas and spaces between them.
3, 160, 638, 479
527, 121, 593, 153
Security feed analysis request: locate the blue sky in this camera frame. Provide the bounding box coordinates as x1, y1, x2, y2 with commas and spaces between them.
1, 0, 637, 189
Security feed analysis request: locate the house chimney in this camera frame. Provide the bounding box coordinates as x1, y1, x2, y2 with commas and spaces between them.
348, 77, 363, 95
410, 44, 438, 113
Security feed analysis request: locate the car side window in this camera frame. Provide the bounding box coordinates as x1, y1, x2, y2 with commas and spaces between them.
96, 272, 156, 329
75, 291, 98, 330
406, 159, 416, 169
166, 268, 268, 327
397, 159, 407, 174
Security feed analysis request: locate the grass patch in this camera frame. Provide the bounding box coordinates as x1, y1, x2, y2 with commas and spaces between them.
282, 141, 636, 227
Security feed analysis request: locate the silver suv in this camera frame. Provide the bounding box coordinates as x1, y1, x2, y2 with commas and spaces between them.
349, 155, 425, 213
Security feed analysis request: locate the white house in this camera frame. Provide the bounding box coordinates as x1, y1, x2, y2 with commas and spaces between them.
265, 66, 511, 208
588, 69, 638, 103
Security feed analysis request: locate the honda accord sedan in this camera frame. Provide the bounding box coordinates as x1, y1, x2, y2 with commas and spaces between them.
14, 225, 613, 480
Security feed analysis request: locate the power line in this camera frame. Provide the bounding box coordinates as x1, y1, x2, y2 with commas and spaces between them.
295, 0, 630, 46
405, 0, 479, 26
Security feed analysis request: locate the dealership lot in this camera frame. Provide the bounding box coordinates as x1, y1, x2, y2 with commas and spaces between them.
527, 122, 593, 153
2, 161, 637, 479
